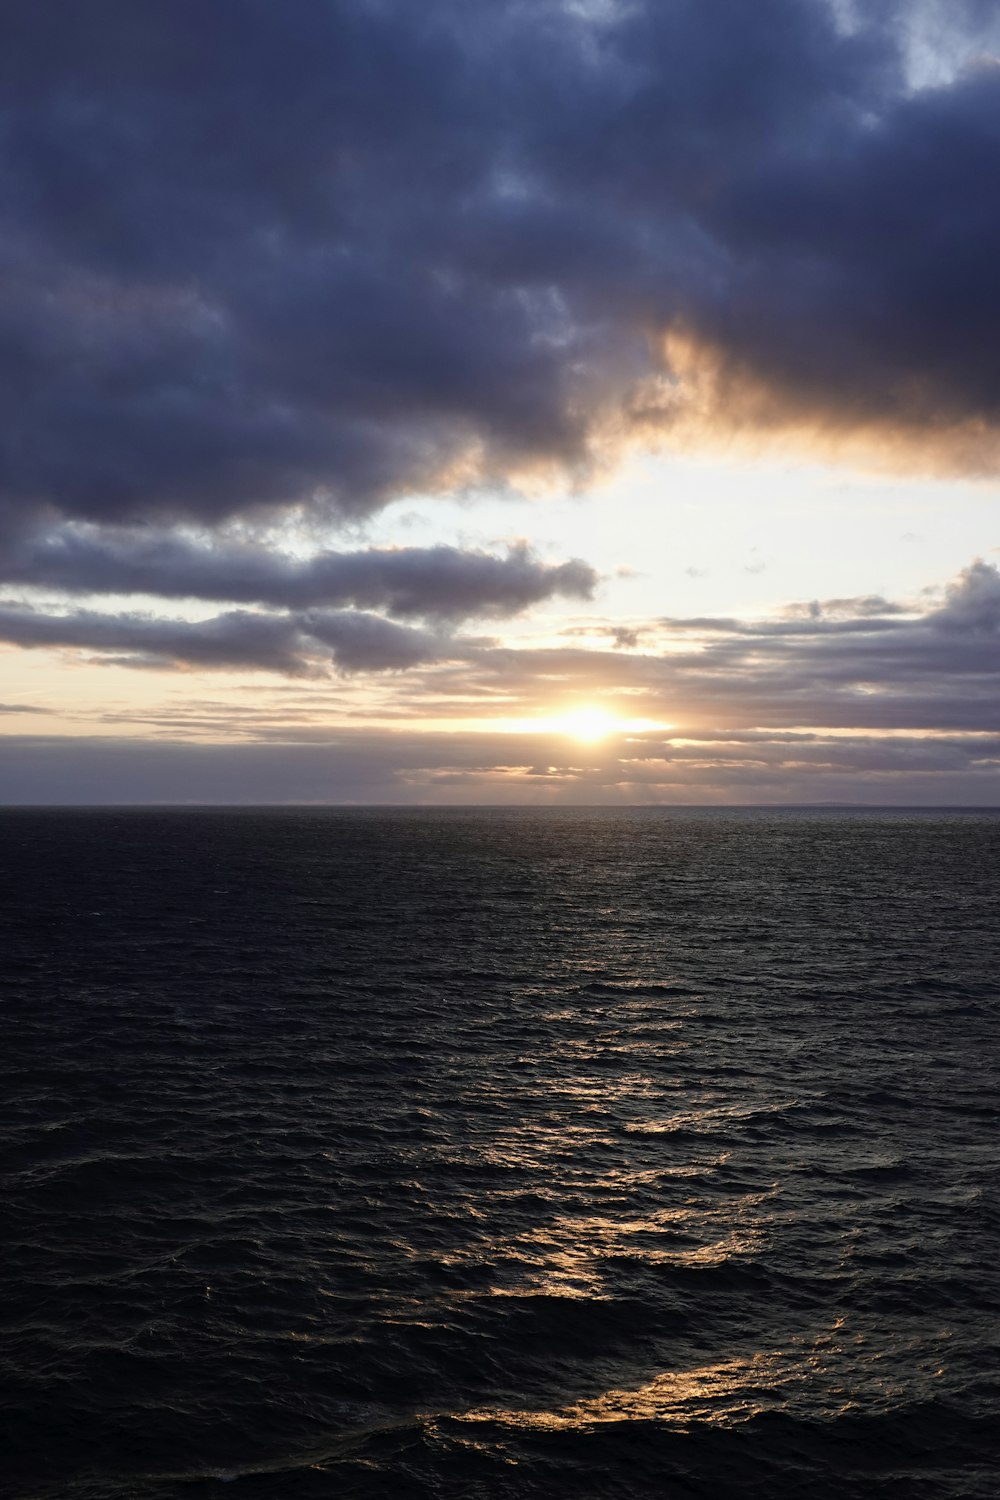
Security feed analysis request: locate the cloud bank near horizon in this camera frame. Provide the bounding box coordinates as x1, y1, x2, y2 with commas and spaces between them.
4, 557, 998, 731
2, 723, 998, 806
4, 557, 999, 801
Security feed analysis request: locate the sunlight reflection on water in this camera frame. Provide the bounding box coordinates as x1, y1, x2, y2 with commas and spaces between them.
4, 808, 999, 1497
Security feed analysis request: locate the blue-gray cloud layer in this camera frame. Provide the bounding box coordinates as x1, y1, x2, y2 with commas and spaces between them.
3, 560, 998, 731
458, 559, 1000, 731
3, 560, 999, 801
2, 0, 1000, 545
0, 600, 455, 674
2, 726, 997, 805
0, 531, 596, 620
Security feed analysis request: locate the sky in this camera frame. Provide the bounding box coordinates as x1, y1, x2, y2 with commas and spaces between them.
2, 0, 1000, 804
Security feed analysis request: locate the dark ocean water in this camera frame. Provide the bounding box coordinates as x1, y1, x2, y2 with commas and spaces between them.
2, 807, 999, 1499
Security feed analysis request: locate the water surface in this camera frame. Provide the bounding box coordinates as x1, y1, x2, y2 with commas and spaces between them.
3, 808, 998, 1497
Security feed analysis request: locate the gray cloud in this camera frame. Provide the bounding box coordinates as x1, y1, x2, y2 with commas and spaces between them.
4, 560, 1000, 802
3, 2, 1000, 780
429, 559, 1000, 732
0, 530, 595, 620
7, 559, 998, 744
0, 601, 456, 675
0, 0, 999, 549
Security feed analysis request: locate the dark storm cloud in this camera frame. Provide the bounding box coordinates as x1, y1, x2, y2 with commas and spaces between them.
2, 0, 1000, 552
0, 531, 595, 620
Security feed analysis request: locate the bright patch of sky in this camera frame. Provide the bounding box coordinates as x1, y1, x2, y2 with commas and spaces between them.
358, 454, 1000, 626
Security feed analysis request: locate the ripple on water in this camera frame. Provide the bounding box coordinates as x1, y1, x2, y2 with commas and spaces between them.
2, 807, 1000, 1498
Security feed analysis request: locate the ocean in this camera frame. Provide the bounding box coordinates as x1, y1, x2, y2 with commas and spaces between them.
2, 807, 998, 1498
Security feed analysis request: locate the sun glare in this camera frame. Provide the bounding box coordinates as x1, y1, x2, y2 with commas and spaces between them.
560, 706, 618, 742
485, 708, 670, 739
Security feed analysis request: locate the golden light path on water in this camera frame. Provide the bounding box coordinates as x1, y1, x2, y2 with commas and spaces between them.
453, 1351, 795, 1431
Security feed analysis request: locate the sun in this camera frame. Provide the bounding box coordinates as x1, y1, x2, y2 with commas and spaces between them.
490, 705, 669, 740
559, 705, 618, 742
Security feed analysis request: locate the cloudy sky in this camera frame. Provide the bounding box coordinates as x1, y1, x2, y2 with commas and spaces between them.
2, 0, 999, 803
